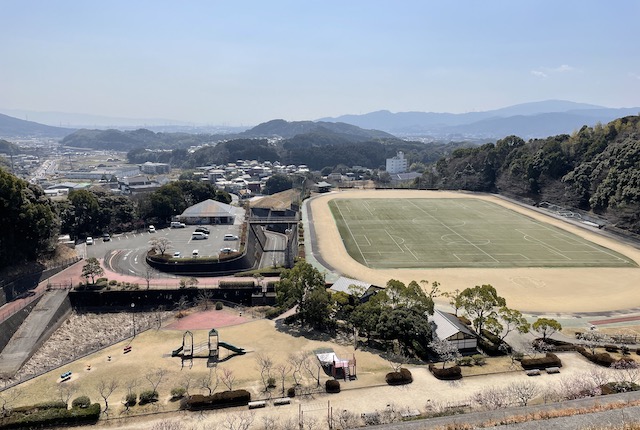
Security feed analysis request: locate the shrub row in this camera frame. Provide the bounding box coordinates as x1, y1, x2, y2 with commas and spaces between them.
180, 390, 251, 411
457, 355, 486, 366
326, 380, 341, 393
520, 353, 562, 370
0, 403, 100, 430
576, 346, 620, 367
428, 364, 462, 380
385, 368, 413, 385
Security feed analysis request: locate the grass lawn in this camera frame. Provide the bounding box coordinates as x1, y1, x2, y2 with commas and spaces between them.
329, 198, 636, 269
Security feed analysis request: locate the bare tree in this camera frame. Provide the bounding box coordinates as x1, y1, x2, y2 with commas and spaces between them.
256, 353, 274, 392
149, 237, 171, 255
507, 380, 540, 406
0, 389, 21, 417
145, 368, 167, 394
196, 289, 214, 310
301, 351, 321, 386
275, 362, 291, 396
473, 386, 509, 410
220, 367, 236, 391
58, 382, 76, 406
428, 338, 461, 369
589, 367, 610, 388
558, 375, 600, 400
144, 269, 153, 290
222, 411, 255, 430
280, 418, 298, 430
198, 368, 219, 395
150, 420, 184, 430
96, 378, 119, 413
153, 305, 165, 330
612, 359, 640, 384
335, 409, 360, 429
260, 415, 278, 430
181, 374, 193, 397
288, 351, 306, 386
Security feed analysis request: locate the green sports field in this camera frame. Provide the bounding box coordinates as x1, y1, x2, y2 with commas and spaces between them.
329, 198, 636, 269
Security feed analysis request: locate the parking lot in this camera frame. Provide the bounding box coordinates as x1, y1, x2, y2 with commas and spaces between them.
148, 224, 242, 258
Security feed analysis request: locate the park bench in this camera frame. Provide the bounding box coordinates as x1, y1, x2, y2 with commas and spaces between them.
60, 371, 72, 379
401, 409, 421, 418
546, 366, 560, 374
273, 397, 291, 406
525, 369, 541, 376
248, 401, 266, 409
123, 345, 132, 354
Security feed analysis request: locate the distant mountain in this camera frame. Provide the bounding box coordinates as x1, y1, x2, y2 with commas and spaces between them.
0, 113, 75, 138
319, 100, 640, 139
241, 119, 395, 140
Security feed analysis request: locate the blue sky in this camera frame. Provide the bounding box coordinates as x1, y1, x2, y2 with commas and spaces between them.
1, 1, 638, 125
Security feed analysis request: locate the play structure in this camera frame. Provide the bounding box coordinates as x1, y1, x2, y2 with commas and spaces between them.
172, 328, 246, 368
315, 348, 357, 381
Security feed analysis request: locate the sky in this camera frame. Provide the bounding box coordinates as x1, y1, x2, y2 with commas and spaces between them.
1, 0, 639, 126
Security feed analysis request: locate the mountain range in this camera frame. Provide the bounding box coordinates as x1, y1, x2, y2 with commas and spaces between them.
2, 100, 639, 140
319, 100, 640, 139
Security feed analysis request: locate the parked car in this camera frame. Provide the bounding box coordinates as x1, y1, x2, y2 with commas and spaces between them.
86, 237, 94, 245
195, 227, 210, 234
192, 232, 208, 240
102, 233, 111, 242
224, 234, 239, 241
220, 247, 237, 254
171, 221, 186, 228
192, 249, 199, 257
148, 225, 156, 233
173, 251, 181, 258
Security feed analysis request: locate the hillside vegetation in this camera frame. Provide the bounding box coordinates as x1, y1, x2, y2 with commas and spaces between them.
432, 115, 640, 233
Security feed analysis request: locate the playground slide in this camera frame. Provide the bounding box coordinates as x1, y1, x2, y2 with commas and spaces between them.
218, 341, 246, 354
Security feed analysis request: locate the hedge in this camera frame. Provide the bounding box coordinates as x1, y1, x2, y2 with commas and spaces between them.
181, 390, 251, 410
385, 368, 413, 385
0, 403, 100, 430
520, 353, 562, 370
428, 364, 462, 380
576, 347, 617, 367
326, 380, 341, 393
218, 280, 255, 289
71, 396, 91, 409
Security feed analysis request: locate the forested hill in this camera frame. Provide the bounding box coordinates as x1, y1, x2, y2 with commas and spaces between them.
432, 115, 640, 233
240, 119, 395, 140
60, 128, 224, 150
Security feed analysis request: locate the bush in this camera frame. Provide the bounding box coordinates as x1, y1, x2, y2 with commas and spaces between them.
139, 390, 159, 404
71, 396, 91, 409
577, 347, 617, 367
472, 354, 486, 365
520, 353, 562, 370
264, 307, 283, 319
124, 393, 137, 407
267, 377, 276, 389
170, 387, 186, 399
605, 344, 620, 353
326, 380, 341, 393
601, 381, 640, 395
215, 302, 223, 310
287, 387, 296, 398
0, 403, 100, 429
96, 278, 108, 284
108, 280, 118, 285
428, 364, 462, 380
181, 390, 251, 410
385, 368, 413, 385
457, 357, 473, 366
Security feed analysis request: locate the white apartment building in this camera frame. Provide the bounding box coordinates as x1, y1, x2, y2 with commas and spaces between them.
386, 151, 408, 174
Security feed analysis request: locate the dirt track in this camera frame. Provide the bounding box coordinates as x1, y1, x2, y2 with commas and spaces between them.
307, 190, 640, 314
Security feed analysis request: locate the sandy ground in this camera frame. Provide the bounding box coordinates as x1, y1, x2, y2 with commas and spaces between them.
2, 309, 634, 430
307, 190, 640, 314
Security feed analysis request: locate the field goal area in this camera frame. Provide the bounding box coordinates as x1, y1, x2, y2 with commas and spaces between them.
328, 198, 636, 269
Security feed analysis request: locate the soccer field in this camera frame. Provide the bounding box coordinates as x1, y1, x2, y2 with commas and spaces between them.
329, 198, 636, 269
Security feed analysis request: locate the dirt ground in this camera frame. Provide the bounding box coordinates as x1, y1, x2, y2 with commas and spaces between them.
2, 309, 636, 430
308, 190, 640, 313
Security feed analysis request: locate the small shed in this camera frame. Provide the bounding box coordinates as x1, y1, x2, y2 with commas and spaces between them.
432, 309, 477, 350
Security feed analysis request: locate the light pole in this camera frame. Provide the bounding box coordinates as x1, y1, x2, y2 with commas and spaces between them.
131, 303, 135, 337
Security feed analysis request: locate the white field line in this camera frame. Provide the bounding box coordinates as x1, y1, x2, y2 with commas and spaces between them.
335, 202, 369, 266
384, 229, 405, 252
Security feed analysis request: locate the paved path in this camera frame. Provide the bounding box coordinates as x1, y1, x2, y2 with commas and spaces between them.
0, 290, 69, 377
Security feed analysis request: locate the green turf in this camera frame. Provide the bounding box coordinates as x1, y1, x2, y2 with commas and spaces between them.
328, 198, 637, 269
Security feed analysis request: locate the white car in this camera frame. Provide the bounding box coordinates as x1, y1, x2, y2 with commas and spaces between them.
86, 237, 94, 245
224, 234, 239, 241
173, 251, 181, 258
148, 225, 156, 233
191, 232, 208, 240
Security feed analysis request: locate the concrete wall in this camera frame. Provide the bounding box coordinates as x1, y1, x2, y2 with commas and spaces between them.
0, 299, 41, 353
